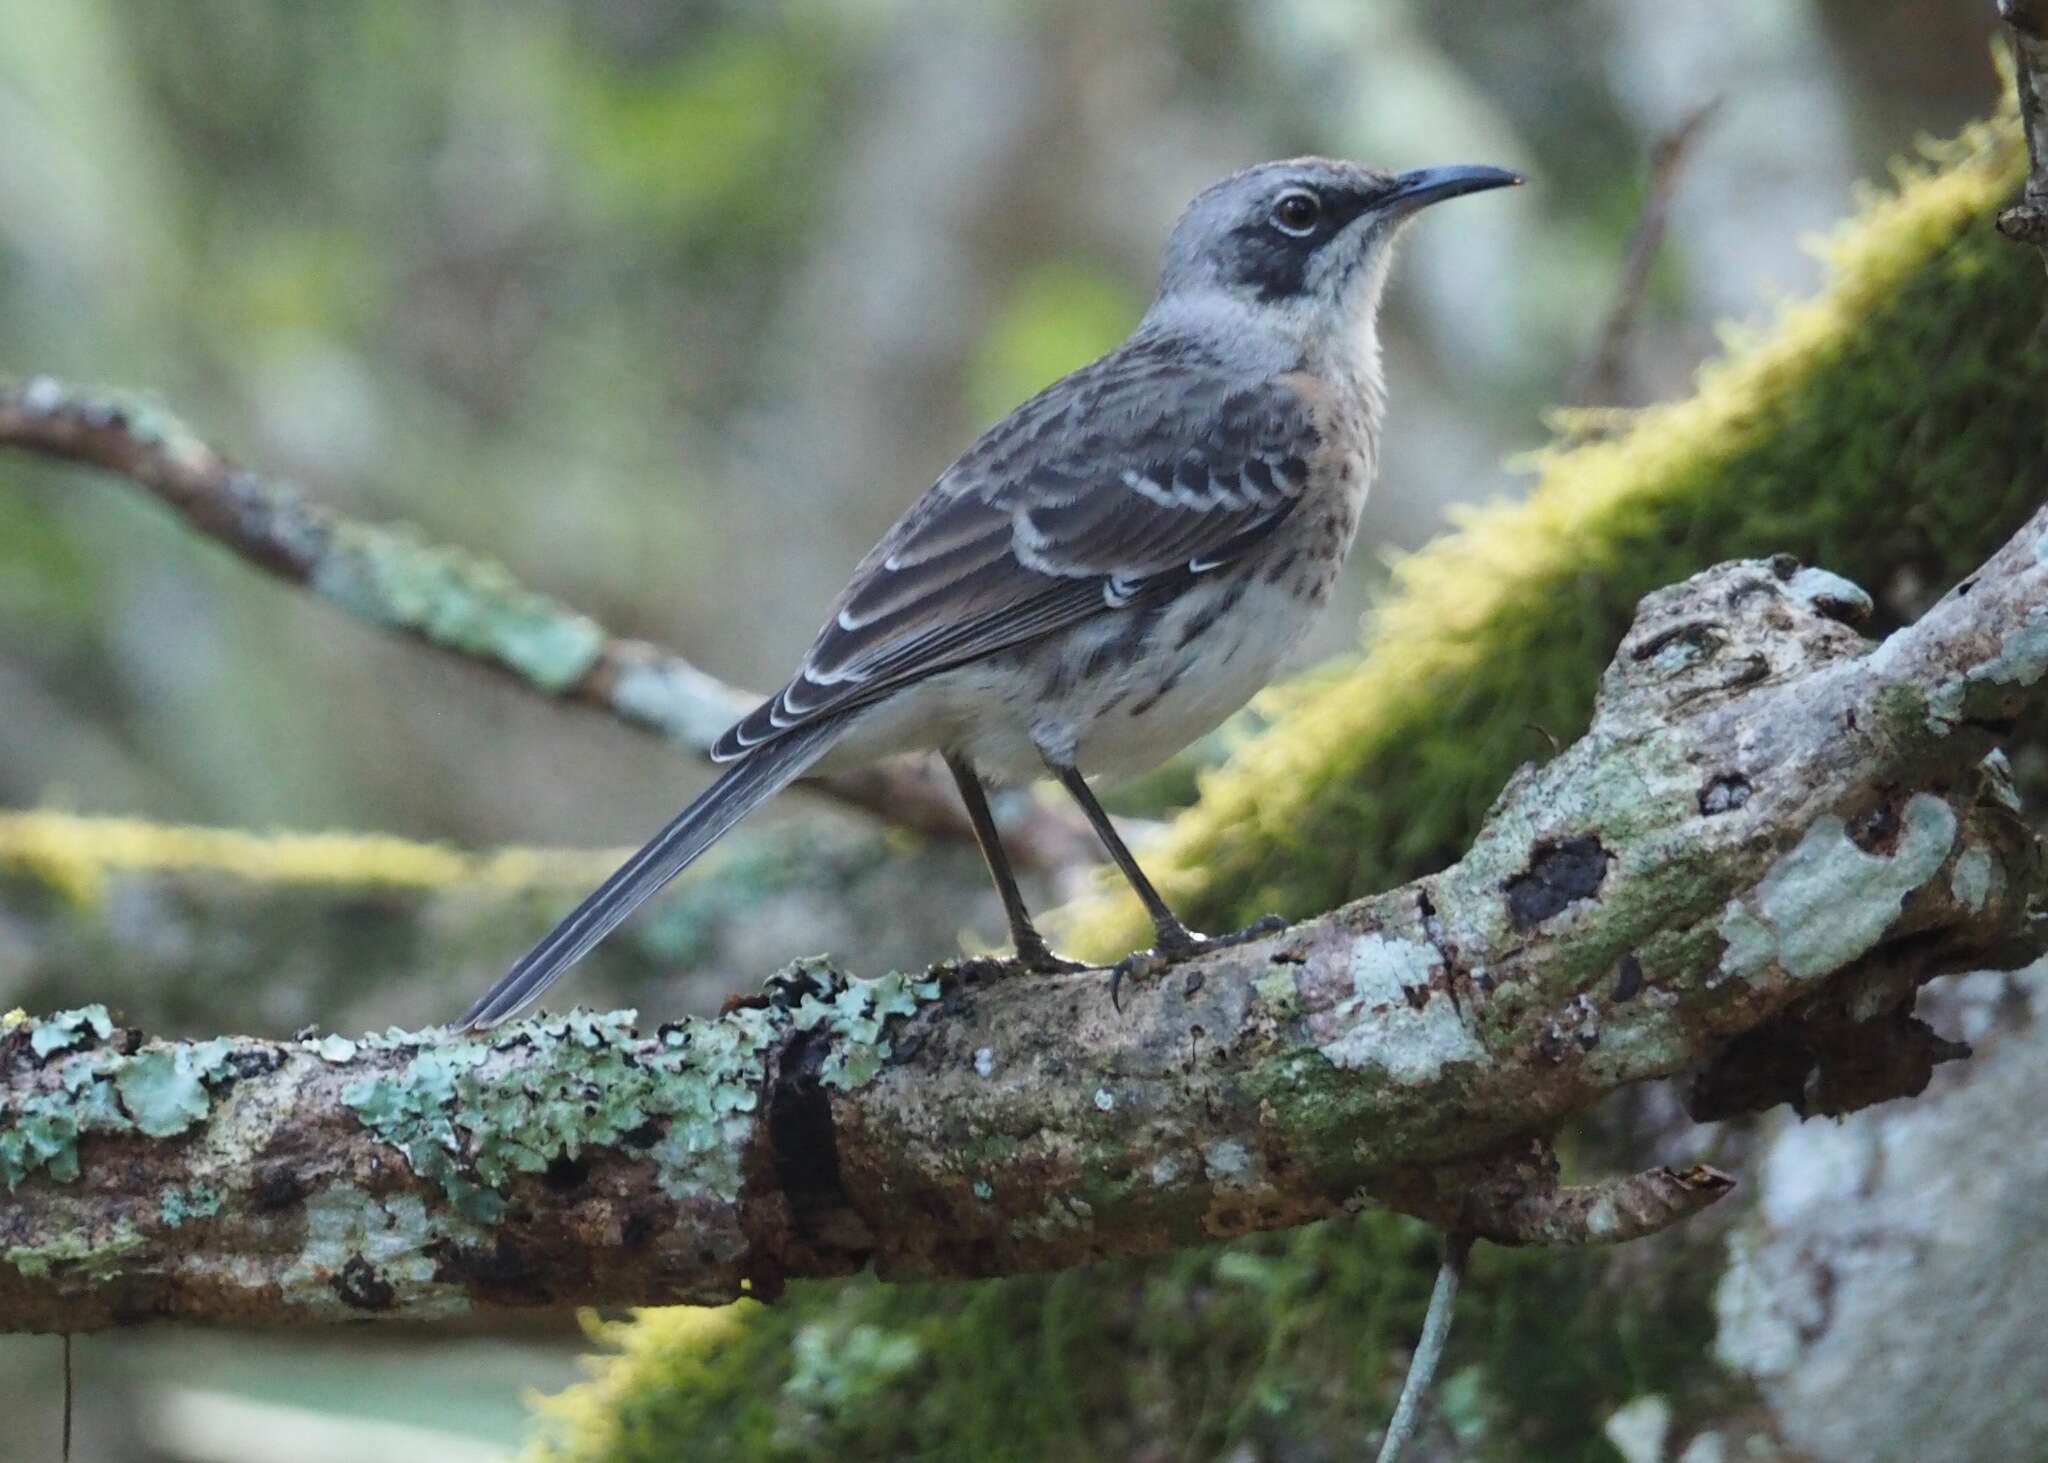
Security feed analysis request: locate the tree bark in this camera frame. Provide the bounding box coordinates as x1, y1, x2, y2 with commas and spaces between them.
3, 505, 2043, 1334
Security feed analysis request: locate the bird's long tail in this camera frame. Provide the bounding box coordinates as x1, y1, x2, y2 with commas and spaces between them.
458, 717, 851, 1029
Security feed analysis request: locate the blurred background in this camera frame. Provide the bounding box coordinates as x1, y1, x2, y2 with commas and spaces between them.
0, 0, 2008, 1457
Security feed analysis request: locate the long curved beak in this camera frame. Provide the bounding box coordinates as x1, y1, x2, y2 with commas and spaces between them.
1386, 164, 1523, 213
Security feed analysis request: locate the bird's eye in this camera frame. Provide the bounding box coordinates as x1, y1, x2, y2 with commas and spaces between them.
1270, 189, 1322, 236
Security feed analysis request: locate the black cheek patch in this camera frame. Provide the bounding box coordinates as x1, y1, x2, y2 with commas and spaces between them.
1229, 227, 1313, 301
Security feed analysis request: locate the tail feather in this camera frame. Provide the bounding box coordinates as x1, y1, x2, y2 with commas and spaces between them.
458, 718, 849, 1029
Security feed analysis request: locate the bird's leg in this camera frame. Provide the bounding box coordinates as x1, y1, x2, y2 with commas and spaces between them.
1045, 759, 1286, 1004
945, 753, 1088, 974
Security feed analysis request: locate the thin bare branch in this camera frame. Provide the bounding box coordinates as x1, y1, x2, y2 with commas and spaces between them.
1377, 1138, 1737, 1247
1375, 1231, 1472, 1463
0, 377, 1093, 872
1569, 99, 1721, 406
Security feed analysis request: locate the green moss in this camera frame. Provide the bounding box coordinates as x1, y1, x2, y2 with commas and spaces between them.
1061, 110, 2044, 956
0, 808, 616, 905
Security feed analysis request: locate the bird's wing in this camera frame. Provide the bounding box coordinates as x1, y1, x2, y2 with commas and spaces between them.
712, 345, 1321, 760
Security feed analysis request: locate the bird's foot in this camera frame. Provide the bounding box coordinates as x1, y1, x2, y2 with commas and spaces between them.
1107, 914, 1289, 1010
1014, 934, 1092, 976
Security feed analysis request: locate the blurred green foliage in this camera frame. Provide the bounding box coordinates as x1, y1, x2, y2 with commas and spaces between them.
968, 260, 1141, 425
529, 1209, 1725, 1462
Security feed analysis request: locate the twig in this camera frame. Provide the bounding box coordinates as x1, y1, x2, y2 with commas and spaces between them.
2000, 0, 2048, 261
61, 1333, 72, 1462
0, 377, 1093, 873
1569, 99, 1722, 406
1376, 1231, 1472, 1463
1379, 1141, 1738, 1246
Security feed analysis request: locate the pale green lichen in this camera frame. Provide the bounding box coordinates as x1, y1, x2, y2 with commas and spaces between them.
1203, 1140, 1252, 1184
26, 1004, 112, 1058
310, 525, 607, 693
1950, 844, 1996, 913
1092, 1088, 1115, 1112
279, 1181, 473, 1317
1971, 604, 2048, 690
160, 1183, 223, 1226
1925, 674, 1968, 736
115, 1039, 238, 1137
313, 1034, 358, 1063
1015, 1195, 1096, 1242
1603, 1395, 1674, 1463
344, 971, 940, 1219
788, 970, 941, 1091
1315, 933, 1485, 1083
1717, 793, 1958, 983
5, 1224, 144, 1282
1923, 605, 2048, 735
1785, 567, 1873, 622
2, 1015, 242, 1188
1584, 1196, 1624, 1243
1253, 967, 1302, 1017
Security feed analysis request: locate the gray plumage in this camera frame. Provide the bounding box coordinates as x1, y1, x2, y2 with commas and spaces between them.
460, 156, 1518, 1029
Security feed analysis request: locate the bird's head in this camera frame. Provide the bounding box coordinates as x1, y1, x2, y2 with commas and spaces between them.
1146, 157, 1521, 359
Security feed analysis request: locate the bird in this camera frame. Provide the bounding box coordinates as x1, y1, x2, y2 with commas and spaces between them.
459, 156, 1521, 1029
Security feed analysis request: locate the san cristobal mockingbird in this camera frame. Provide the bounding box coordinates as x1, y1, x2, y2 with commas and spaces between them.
461, 156, 1521, 1029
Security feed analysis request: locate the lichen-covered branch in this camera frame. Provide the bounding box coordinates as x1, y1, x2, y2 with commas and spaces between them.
0, 377, 1092, 873
3, 502, 2043, 1333
2002, 0, 2048, 257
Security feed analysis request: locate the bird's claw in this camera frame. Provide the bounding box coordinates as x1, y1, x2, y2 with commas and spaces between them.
1108, 948, 1170, 1012
1106, 914, 1290, 1010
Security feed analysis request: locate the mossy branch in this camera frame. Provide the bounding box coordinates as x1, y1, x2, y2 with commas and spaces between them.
4, 508, 2044, 1334
0, 378, 1092, 874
